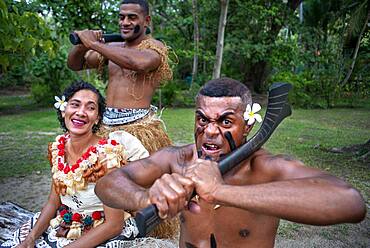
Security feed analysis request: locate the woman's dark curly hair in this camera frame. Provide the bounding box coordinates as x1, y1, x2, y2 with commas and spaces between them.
56, 81, 106, 133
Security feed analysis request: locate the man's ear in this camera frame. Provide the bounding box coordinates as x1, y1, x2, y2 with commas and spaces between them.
244, 122, 253, 136
145, 15, 151, 27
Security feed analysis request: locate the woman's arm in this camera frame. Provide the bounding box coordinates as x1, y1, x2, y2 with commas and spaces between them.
17, 182, 61, 248
65, 205, 125, 248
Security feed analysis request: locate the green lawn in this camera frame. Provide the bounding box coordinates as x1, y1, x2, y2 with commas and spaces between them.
0, 98, 369, 203
0, 95, 369, 243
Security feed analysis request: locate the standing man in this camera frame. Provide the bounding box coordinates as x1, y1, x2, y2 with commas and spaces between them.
95, 78, 366, 247
67, 0, 172, 155
67, 0, 177, 238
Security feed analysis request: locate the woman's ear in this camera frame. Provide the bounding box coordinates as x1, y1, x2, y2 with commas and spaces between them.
61, 111, 65, 118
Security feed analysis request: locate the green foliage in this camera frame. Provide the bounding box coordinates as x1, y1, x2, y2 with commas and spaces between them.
152, 80, 190, 107
30, 42, 78, 104
270, 71, 317, 108
172, 82, 201, 107
0, 0, 55, 71
267, 0, 369, 108
270, 35, 300, 72
78, 71, 107, 97
0, 64, 28, 87
222, 0, 299, 91
1, 0, 369, 109
37, 0, 120, 33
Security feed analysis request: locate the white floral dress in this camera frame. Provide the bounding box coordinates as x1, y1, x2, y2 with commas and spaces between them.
1, 131, 149, 248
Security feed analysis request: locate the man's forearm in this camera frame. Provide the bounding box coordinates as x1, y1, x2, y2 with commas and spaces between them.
67, 45, 89, 71
89, 41, 160, 73
95, 169, 150, 211
213, 176, 366, 225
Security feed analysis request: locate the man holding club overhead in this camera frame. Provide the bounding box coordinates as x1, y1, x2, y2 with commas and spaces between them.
96, 77, 366, 248
67, 0, 177, 239
67, 0, 173, 156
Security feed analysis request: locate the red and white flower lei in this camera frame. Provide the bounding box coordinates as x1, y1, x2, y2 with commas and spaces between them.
51, 134, 125, 195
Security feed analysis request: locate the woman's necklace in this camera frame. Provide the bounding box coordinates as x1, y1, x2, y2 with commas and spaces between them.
55, 134, 100, 174
52, 134, 123, 195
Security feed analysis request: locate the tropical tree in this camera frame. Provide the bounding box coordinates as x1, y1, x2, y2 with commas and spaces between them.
340, 0, 369, 86
212, 0, 229, 79
0, 0, 55, 73
192, 0, 200, 83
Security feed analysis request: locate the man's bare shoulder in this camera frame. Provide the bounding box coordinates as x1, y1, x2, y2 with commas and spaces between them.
148, 38, 166, 49
160, 144, 195, 160
158, 144, 196, 170
249, 148, 328, 182
159, 143, 194, 152
253, 149, 297, 161
249, 149, 304, 181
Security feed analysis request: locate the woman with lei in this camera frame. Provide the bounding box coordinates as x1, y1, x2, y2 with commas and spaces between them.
1, 81, 149, 248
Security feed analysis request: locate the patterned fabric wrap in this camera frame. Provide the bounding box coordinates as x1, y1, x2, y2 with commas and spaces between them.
98, 108, 172, 155
103, 105, 158, 126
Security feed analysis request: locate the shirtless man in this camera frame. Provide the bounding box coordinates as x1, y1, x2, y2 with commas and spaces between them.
67, 0, 172, 154
95, 77, 366, 247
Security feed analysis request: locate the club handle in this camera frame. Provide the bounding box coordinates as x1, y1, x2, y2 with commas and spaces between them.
69, 32, 124, 45
134, 204, 161, 237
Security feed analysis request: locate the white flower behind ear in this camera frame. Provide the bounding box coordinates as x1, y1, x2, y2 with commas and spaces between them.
243, 103, 262, 125
54, 95, 67, 111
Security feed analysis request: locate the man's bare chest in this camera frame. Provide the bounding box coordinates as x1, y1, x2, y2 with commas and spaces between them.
180, 203, 279, 247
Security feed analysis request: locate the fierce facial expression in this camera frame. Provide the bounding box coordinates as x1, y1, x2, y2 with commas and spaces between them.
119, 3, 150, 42
195, 96, 251, 161
62, 90, 99, 137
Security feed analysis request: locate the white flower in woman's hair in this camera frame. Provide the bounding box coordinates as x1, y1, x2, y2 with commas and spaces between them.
54, 95, 67, 111
243, 103, 262, 125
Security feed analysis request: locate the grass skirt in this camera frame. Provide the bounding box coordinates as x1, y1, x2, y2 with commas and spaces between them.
97, 113, 179, 239
98, 113, 172, 155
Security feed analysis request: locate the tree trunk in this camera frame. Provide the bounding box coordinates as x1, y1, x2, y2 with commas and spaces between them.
243, 61, 269, 93
212, 0, 229, 79
340, 11, 369, 86
243, 0, 302, 92
192, 0, 200, 84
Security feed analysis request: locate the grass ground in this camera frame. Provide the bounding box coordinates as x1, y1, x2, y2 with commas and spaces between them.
0, 96, 369, 196
0, 94, 369, 246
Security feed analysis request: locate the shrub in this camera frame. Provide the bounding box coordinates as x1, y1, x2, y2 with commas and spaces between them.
270, 71, 326, 108
30, 43, 78, 105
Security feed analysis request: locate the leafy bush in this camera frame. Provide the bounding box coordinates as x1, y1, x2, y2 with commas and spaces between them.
30, 83, 52, 105
270, 71, 326, 108
30, 43, 78, 105
78, 70, 107, 97
152, 80, 201, 108
0, 65, 28, 88
0, 0, 55, 71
